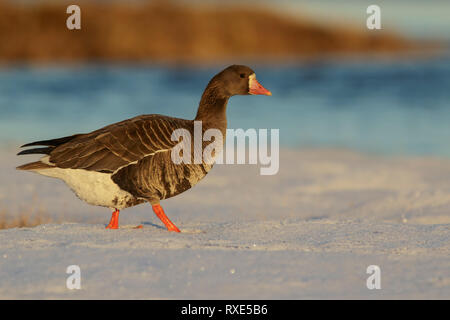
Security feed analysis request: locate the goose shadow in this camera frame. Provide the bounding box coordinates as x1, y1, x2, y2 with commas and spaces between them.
141, 221, 166, 230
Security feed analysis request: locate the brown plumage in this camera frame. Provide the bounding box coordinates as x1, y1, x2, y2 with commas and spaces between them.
17, 65, 271, 231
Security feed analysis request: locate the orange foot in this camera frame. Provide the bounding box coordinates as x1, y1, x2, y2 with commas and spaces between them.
105, 209, 119, 229
152, 204, 181, 232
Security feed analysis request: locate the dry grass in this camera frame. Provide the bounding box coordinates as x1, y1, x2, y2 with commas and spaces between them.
0, 0, 418, 64
0, 207, 53, 230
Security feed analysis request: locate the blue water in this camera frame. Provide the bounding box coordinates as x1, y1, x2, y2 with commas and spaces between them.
1, 56, 450, 156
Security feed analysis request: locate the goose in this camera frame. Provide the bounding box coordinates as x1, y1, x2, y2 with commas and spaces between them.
17, 65, 272, 232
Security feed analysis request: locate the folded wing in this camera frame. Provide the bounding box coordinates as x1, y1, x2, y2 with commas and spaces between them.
20, 115, 189, 174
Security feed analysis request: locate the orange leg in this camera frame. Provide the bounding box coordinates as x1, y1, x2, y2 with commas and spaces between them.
106, 209, 120, 229
152, 204, 180, 232
105, 209, 143, 229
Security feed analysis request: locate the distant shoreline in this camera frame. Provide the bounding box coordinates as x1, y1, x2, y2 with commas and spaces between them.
0, 1, 437, 65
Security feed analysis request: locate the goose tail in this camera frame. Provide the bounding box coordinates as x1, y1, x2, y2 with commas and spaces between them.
16, 161, 53, 171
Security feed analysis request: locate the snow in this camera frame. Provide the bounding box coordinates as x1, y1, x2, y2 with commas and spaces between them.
0, 148, 449, 299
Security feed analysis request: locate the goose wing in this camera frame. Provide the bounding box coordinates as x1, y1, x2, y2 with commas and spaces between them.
47, 115, 189, 173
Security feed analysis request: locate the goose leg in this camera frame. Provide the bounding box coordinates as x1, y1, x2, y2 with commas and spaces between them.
105, 209, 143, 229
105, 209, 119, 229
152, 204, 180, 232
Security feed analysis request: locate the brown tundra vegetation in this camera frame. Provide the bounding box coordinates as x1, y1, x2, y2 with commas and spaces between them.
0, 0, 417, 64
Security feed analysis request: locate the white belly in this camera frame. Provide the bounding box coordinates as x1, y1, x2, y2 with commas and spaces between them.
35, 167, 139, 209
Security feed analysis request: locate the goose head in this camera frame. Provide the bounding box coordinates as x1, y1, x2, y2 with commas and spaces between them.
211, 65, 272, 97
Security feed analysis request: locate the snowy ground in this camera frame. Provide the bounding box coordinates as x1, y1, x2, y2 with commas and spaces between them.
0, 148, 449, 299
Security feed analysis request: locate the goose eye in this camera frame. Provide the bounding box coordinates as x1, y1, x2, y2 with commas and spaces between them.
240, 73, 245, 79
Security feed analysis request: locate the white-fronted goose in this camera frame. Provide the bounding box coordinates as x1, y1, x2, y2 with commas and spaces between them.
17, 65, 272, 232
